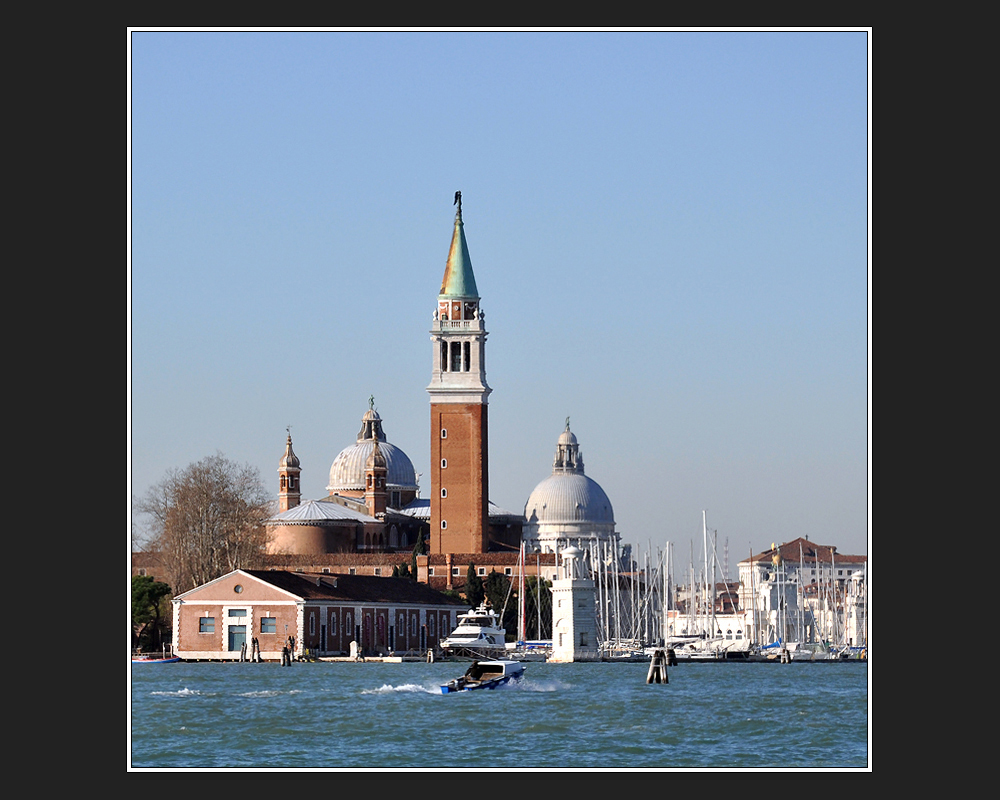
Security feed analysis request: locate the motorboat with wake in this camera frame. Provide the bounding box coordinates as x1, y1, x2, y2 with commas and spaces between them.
440, 602, 508, 658
440, 659, 525, 693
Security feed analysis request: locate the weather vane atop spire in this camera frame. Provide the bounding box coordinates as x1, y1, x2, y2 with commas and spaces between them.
454, 190, 462, 217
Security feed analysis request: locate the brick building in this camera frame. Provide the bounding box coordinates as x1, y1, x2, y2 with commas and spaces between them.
172, 568, 465, 660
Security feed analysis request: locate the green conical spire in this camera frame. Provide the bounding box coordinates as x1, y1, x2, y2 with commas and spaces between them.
439, 192, 479, 299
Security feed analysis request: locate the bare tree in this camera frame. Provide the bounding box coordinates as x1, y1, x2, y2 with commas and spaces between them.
134, 453, 271, 594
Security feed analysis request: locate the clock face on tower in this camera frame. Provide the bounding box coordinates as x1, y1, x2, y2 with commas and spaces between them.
452, 301, 462, 320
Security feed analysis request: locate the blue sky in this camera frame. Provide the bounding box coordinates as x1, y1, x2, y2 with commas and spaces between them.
129, 30, 870, 568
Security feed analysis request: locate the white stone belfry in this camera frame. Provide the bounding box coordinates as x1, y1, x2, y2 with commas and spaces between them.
549, 546, 599, 662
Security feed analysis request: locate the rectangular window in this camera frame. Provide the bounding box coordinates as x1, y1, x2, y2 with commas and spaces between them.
199, 616, 215, 633
228, 609, 247, 617
374, 567, 382, 576
261, 617, 276, 634
452, 567, 460, 576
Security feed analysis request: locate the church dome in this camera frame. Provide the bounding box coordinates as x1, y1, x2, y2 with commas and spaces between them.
524, 473, 615, 524
558, 427, 578, 446
327, 404, 419, 494
523, 421, 614, 526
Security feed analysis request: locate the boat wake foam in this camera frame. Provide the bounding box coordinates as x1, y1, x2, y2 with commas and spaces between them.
363, 683, 440, 695
151, 687, 203, 697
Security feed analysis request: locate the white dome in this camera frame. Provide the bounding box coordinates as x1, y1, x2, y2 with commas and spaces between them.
327, 405, 419, 494
328, 440, 418, 493
522, 422, 617, 557
524, 473, 614, 525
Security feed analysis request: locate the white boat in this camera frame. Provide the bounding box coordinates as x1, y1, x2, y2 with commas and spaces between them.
441, 603, 508, 657
440, 659, 525, 693
505, 639, 551, 661
668, 636, 754, 661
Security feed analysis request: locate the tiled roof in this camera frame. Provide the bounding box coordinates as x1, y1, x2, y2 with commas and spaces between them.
243, 569, 465, 606
267, 498, 376, 524
740, 537, 867, 564
397, 498, 523, 521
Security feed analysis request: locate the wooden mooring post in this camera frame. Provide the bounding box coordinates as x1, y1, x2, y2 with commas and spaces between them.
646, 648, 669, 684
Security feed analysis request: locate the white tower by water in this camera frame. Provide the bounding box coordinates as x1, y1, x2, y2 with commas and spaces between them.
550, 546, 599, 662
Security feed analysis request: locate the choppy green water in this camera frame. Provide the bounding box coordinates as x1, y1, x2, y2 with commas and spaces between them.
130, 660, 869, 770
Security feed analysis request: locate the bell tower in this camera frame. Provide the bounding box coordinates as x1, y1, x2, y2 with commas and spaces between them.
277, 429, 301, 513
428, 192, 491, 554
364, 433, 388, 519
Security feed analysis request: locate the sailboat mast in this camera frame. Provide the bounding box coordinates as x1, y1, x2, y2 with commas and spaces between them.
518, 540, 526, 643
703, 511, 710, 637
712, 526, 718, 638
537, 551, 542, 641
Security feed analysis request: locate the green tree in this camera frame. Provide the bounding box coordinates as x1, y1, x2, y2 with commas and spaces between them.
134, 453, 271, 594
523, 575, 552, 640
484, 570, 515, 638
132, 574, 172, 652
465, 563, 485, 609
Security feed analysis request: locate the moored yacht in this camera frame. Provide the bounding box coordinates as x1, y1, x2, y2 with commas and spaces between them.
441, 602, 507, 658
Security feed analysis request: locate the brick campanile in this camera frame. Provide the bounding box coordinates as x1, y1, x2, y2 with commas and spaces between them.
428, 193, 491, 554
277, 430, 301, 513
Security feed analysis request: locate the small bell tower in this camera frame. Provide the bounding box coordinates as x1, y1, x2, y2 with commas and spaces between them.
277, 429, 301, 512
365, 418, 388, 519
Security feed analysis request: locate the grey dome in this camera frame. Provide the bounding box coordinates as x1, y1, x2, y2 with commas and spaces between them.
327, 405, 419, 493
524, 472, 615, 525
